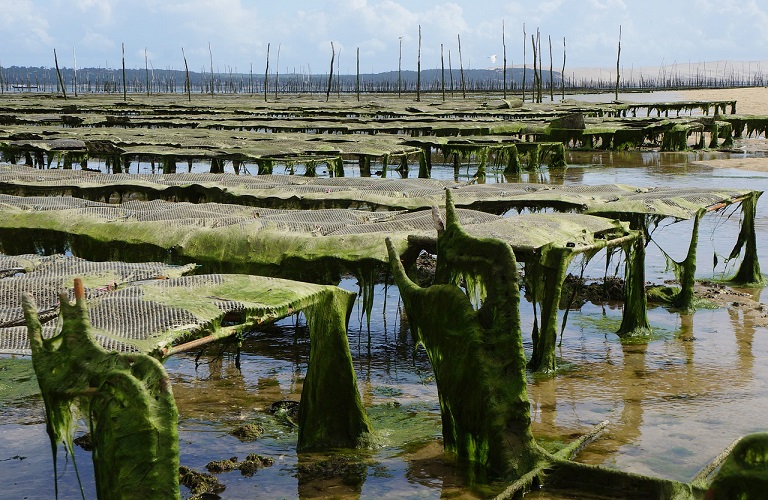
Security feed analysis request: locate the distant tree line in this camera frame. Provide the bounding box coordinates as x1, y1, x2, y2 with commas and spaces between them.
0, 64, 763, 97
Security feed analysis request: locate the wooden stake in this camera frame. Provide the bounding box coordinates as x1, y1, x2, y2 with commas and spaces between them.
121, 43, 127, 100
562, 37, 566, 99
549, 35, 553, 101
398, 36, 402, 97
208, 42, 214, 95
54, 49, 67, 99
275, 43, 281, 100
441, 43, 446, 102
181, 47, 191, 102
144, 48, 150, 95
522, 23, 526, 102
325, 41, 335, 102
356, 47, 360, 102
531, 34, 537, 103
458, 34, 466, 98
448, 49, 454, 97
264, 43, 270, 102
416, 25, 422, 102
502, 20, 507, 99
615, 25, 622, 101
73, 47, 78, 97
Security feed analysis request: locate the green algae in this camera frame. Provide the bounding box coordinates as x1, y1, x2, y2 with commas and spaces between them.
0, 357, 40, 403
298, 287, 373, 450
618, 232, 651, 336
705, 433, 768, 499
23, 279, 179, 499
727, 192, 764, 286
386, 191, 547, 479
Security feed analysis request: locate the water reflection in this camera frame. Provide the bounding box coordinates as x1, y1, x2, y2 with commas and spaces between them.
1, 144, 767, 497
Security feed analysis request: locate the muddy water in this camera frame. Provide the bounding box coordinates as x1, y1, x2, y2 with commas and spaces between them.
1, 146, 768, 497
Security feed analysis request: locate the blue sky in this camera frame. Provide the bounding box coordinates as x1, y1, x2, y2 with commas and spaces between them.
1, 0, 767, 74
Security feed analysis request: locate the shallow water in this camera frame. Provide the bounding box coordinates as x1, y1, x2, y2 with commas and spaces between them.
1, 139, 768, 497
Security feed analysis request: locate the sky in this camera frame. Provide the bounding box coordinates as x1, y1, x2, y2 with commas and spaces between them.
1, 0, 767, 75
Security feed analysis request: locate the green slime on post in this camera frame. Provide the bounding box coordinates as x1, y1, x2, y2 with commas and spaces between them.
22, 278, 179, 499
385, 191, 548, 479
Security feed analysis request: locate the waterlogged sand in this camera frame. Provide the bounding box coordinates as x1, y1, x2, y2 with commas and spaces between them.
675, 87, 768, 171
673, 86, 768, 115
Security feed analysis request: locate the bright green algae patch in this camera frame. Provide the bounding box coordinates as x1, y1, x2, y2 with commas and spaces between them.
22, 281, 179, 499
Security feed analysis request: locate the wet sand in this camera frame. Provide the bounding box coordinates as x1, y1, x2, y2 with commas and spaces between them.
673, 86, 768, 115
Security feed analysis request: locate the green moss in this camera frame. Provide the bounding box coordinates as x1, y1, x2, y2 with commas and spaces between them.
298, 287, 373, 450
386, 191, 546, 479
23, 281, 179, 499
707, 433, 768, 499
727, 192, 765, 286
618, 233, 651, 336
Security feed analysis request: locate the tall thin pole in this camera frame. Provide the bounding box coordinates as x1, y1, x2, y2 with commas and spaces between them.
264, 43, 270, 102
144, 48, 150, 95
53, 48, 67, 99
325, 41, 335, 102
502, 20, 507, 99
73, 47, 78, 97
336, 48, 341, 98
181, 47, 191, 102
209, 42, 214, 95
416, 25, 422, 101
549, 35, 553, 101
398, 36, 402, 97
537, 29, 542, 103
561, 37, 567, 99
275, 43, 281, 100
356, 47, 360, 101
615, 25, 622, 100
441, 43, 446, 101
121, 42, 127, 101
522, 23, 526, 102
531, 35, 537, 103
458, 34, 466, 98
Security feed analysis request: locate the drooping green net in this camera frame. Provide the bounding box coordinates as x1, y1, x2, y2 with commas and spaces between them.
23, 278, 179, 499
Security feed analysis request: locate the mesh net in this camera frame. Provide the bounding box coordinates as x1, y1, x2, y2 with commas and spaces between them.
0, 164, 754, 219
1, 271, 344, 355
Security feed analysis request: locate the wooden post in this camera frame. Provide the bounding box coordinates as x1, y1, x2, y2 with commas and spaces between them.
531, 35, 537, 103
458, 34, 466, 98
522, 23, 526, 102
448, 49, 454, 97
356, 47, 360, 102
73, 47, 78, 97
537, 29, 542, 103
121, 43, 127, 101
181, 48, 191, 102
275, 43, 280, 100
562, 37, 566, 99
325, 42, 335, 102
615, 25, 622, 101
441, 44, 446, 101
264, 43, 270, 102
502, 20, 507, 99
549, 35, 553, 101
144, 48, 150, 95
398, 36, 402, 97
416, 25, 422, 101
208, 42, 214, 95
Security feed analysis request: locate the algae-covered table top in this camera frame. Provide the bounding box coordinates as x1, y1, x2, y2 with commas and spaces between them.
0, 253, 352, 356
0, 164, 756, 218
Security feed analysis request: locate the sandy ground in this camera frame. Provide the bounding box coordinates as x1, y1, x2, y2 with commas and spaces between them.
672, 86, 768, 115
673, 87, 768, 171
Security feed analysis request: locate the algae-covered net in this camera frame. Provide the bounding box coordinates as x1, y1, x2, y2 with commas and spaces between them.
0, 261, 358, 357
0, 164, 756, 217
